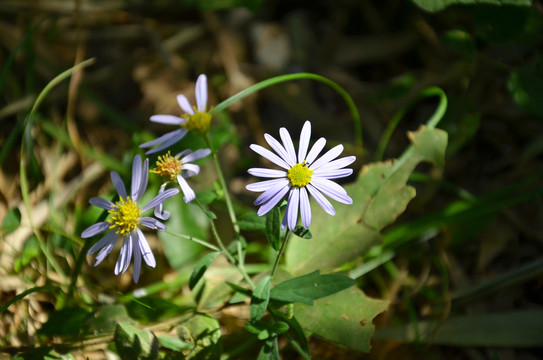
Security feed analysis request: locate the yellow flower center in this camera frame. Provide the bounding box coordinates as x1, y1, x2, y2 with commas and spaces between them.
108, 197, 141, 236
287, 162, 313, 188
150, 151, 182, 181
182, 110, 212, 134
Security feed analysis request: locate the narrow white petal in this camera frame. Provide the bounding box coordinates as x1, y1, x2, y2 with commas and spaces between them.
313, 168, 353, 179
298, 121, 311, 163
111, 171, 127, 199
246, 178, 289, 192
182, 148, 211, 163
177, 175, 195, 203
139, 129, 179, 148
89, 197, 114, 210
114, 236, 129, 275
248, 168, 287, 178
142, 188, 179, 212
279, 127, 297, 165
144, 129, 188, 155
153, 184, 170, 220
287, 188, 300, 231
150, 115, 184, 125
307, 184, 336, 215
132, 235, 142, 283
257, 184, 290, 216
137, 228, 156, 267
310, 178, 353, 204
136, 158, 149, 202
255, 179, 290, 206
299, 187, 311, 228
250, 144, 290, 170
94, 242, 115, 266
195, 74, 208, 112
264, 133, 294, 167
315, 155, 356, 171
140, 217, 167, 231
82, 221, 110, 238
305, 137, 326, 165
181, 163, 200, 178
177, 94, 194, 115
88, 231, 117, 255
309, 144, 344, 171
131, 155, 142, 200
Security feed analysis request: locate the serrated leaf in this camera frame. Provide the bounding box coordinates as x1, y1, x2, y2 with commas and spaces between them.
251, 276, 271, 321
286, 125, 447, 275
265, 207, 281, 251
238, 212, 266, 231
114, 321, 159, 360
295, 287, 389, 353
189, 252, 220, 290
270, 270, 355, 305
411, 0, 531, 13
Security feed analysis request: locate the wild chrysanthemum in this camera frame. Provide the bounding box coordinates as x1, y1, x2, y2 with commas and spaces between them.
81, 155, 179, 283
140, 74, 211, 155
246, 120, 355, 231
150, 149, 211, 219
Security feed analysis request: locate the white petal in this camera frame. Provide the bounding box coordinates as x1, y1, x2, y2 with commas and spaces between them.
94, 242, 115, 266
257, 184, 290, 216
298, 121, 311, 163
136, 158, 149, 202
182, 148, 211, 163
309, 144, 344, 171
89, 197, 114, 210
310, 178, 352, 204
287, 188, 300, 231
181, 163, 200, 178
264, 133, 294, 167
195, 74, 208, 112
139, 129, 180, 148
313, 168, 353, 179
248, 168, 287, 178
299, 187, 311, 229
111, 171, 127, 199
177, 94, 194, 115
115, 235, 132, 275
315, 155, 356, 171
307, 184, 335, 215
250, 144, 290, 170
305, 137, 326, 165
150, 115, 184, 125
177, 175, 195, 203
132, 235, 142, 283
246, 178, 289, 192
81, 221, 110, 238
279, 127, 297, 165
88, 230, 117, 255
255, 179, 290, 206
131, 155, 142, 200
137, 228, 156, 267
144, 129, 188, 155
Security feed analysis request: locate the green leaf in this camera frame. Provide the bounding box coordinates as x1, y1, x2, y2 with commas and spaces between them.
14, 235, 40, 273
125, 297, 189, 323
157, 335, 191, 351
257, 336, 279, 360
292, 226, 312, 239
85, 304, 129, 334
159, 199, 208, 271
251, 276, 271, 321
295, 287, 389, 353
286, 125, 447, 275
226, 281, 252, 297
411, 0, 531, 13
1, 208, 21, 234
39, 307, 90, 337
178, 314, 222, 360
375, 311, 543, 348
265, 207, 281, 251
196, 190, 218, 205
270, 270, 355, 305
189, 252, 220, 290
114, 321, 159, 360
238, 212, 266, 231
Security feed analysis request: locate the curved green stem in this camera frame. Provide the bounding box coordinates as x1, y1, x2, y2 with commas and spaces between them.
271, 230, 290, 278
376, 86, 448, 161
211, 72, 363, 154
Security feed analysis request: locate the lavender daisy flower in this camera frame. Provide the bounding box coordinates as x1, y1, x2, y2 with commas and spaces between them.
81, 154, 179, 283
246, 120, 355, 231
150, 149, 212, 219
140, 74, 212, 155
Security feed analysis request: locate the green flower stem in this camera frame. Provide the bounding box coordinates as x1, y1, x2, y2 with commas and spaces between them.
164, 230, 221, 252
270, 230, 290, 278
204, 134, 240, 236
211, 72, 363, 155
194, 200, 255, 289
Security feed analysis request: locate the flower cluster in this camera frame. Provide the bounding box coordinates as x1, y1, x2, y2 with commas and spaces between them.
83, 75, 212, 282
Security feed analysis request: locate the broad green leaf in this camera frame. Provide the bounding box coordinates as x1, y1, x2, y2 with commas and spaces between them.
265, 207, 281, 251
159, 198, 208, 271
114, 321, 159, 360
411, 0, 531, 13
286, 125, 447, 275
295, 287, 389, 353
1, 208, 21, 235
238, 212, 266, 231
189, 251, 221, 290
270, 270, 355, 305
257, 336, 280, 360
157, 335, 191, 351
251, 276, 271, 321
38, 307, 90, 337
196, 190, 218, 205
85, 304, 129, 334
178, 313, 222, 360
375, 311, 543, 348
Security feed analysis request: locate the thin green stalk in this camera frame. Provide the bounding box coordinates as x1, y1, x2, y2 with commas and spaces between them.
270, 230, 290, 278
164, 230, 221, 252
204, 134, 240, 236
211, 72, 363, 154
1, 285, 59, 314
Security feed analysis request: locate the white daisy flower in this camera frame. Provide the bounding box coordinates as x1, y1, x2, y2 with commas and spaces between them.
81, 154, 179, 283
246, 120, 355, 231
150, 148, 212, 219
140, 74, 211, 155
